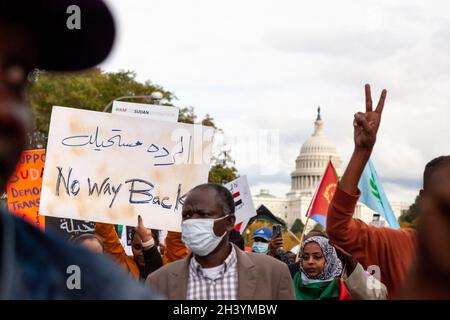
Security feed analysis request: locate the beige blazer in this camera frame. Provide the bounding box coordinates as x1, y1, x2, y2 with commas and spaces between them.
342, 263, 388, 300
146, 244, 295, 300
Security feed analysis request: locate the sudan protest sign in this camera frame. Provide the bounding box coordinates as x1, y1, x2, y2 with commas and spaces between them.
7, 149, 46, 229
112, 101, 179, 122
39, 106, 213, 232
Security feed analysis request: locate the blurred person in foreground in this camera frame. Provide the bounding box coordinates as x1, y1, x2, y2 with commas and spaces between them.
326, 84, 450, 299
0, 0, 158, 299
398, 156, 450, 299
147, 183, 295, 299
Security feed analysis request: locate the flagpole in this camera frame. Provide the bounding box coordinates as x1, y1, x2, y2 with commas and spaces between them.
294, 180, 318, 262
295, 215, 311, 262
294, 160, 334, 262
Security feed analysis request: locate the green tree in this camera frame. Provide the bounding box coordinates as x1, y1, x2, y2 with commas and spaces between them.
290, 218, 304, 234
26, 68, 238, 183
178, 106, 196, 124
28, 68, 175, 136
399, 195, 419, 228
312, 223, 324, 233
208, 150, 238, 184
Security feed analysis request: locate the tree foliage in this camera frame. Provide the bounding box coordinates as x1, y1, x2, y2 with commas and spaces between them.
28, 68, 174, 135
312, 223, 324, 233
208, 150, 238, 184
399, 195, 419, 228
26, 68, 238, 183
290, 218, 305, 234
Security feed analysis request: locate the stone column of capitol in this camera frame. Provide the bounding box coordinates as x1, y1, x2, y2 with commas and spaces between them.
253, 108, 411, 229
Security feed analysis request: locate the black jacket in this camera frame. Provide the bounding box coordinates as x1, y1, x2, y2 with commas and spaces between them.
139, 245, 163, 280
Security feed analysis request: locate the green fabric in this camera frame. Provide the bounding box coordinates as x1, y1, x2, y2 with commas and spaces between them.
293, 272, 340, 300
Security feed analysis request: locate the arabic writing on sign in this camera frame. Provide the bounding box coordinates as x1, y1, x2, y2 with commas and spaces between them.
61, 127, 192, 166
44, 217, 96, 239
60, 218, 95, 234
228, 181, 239, 193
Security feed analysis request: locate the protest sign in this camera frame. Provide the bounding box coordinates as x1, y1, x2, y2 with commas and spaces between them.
40, 106, 213, 232
224, 175, 256, 233
112, 101, 179, 122
7, 149, 46, 229
45, 217, 96, 239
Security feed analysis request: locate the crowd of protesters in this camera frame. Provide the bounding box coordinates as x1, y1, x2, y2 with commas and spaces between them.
0, 0, 449, 300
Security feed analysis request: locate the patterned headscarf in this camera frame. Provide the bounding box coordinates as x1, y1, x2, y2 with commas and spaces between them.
299, 236, 342, 281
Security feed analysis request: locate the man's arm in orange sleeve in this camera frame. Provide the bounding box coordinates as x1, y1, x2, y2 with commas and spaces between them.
95, 222, 139, 278
327, 184, 380, 266
327, 185, 417, 296
162, 231, 190, 264
327, 84, 387, 265
326, 85, 417, 297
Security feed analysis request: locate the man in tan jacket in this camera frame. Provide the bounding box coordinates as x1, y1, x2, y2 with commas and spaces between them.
146, 183, 295, 300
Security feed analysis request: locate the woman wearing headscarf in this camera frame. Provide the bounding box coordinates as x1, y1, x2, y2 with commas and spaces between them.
293, 235, 351, 300
291, 232, 388, 300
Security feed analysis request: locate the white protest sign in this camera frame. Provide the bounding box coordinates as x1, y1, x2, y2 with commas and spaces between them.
224, 175, 256, 233
112, 101, 179, 122
39, 106, 213, 232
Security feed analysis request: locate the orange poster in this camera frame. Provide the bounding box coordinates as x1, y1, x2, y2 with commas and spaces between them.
7, 149, 46, 229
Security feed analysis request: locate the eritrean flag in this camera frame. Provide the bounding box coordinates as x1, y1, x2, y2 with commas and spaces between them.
306, 161, 339, 228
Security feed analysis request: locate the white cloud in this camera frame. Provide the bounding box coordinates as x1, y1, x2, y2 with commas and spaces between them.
101, 0, 450, 202
383, 183, 419, 204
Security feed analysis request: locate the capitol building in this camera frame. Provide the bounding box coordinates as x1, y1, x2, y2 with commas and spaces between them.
253, 108, 411, 228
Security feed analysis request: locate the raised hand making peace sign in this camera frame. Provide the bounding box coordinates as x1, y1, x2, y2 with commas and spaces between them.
334, 84, 388, 196
353, 84, 387, 151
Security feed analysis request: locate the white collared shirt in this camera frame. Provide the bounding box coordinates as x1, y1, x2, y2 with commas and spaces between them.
186, 245, 238, 300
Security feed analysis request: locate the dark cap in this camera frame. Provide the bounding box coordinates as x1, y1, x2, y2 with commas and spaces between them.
0, 0, 115, 71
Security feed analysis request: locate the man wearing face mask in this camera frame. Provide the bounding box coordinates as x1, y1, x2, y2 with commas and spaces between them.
146, 183, 295, 300
252, 227, 272, 254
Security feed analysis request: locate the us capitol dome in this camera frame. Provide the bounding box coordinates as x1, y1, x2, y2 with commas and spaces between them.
288, 107, 342, 197
253, 107, 410, 228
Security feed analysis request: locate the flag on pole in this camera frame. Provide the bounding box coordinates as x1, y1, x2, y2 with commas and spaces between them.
358, 159, 400, 229
307, 161, 339, 228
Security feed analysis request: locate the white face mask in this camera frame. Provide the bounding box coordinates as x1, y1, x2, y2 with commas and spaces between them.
252, 241, 269, 254
181, 215, 230, 257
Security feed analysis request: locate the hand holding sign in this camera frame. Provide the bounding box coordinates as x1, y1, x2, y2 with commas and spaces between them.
135, 214, 153, 243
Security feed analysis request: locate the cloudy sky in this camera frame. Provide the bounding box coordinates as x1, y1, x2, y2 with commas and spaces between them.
101, 0, 450, 203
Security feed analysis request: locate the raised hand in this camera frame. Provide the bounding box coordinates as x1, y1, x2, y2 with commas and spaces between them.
135, 215, 153, 243
335, 84, 388, 196
353, 84, 387, 151
268, 236, 284, 257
